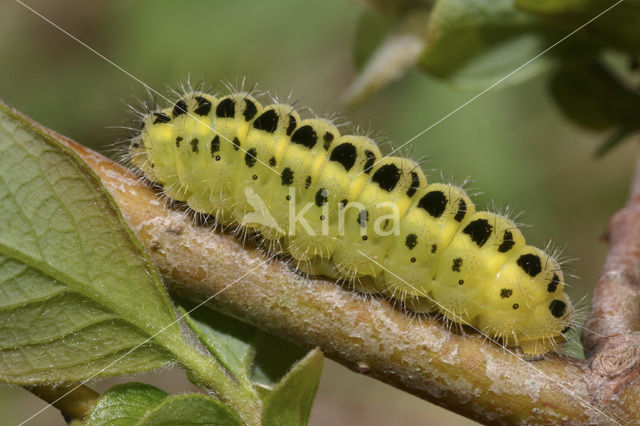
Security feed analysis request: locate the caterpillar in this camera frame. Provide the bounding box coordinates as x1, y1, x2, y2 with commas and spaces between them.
128, 87, 573, 357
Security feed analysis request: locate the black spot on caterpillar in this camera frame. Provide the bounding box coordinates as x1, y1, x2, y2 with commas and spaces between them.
194, 96, 212, 116
330, 143, 357, 171
371, 163, 401, 192
172, 99, 188, 117
291, 125, 317, 149
216, 98, 236, 118
127, 87, 574, 357
419, 190, 448, 218
462, 218, 493, 248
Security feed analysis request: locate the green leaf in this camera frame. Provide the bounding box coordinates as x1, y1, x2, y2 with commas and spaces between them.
177, 297, 308, 388
250, 331, 309, 388
549, 60, 640, 132
353, 10, 399, 71
516, 0, 607, 14
360, 0, 436, 15
344, 11, 427, 107
138, 394, 243, 426
516, 0, 640, 52
549, 60, 640, 155
84, 383, 168, 426
261, 348, 324, 426
594, 127, 637, 157
85, 382, 243, 426
0, 103, 180, 383
419, 0, 566, 89
0, 103, 261, 423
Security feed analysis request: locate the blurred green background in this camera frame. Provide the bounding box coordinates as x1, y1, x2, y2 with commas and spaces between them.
1, 0, 637, 424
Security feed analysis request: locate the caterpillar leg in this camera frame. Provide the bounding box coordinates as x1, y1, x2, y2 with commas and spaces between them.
517, 336, 566, 359
403, 295, 438, 314
351, 275, 381, 295
298, 257, 380, 294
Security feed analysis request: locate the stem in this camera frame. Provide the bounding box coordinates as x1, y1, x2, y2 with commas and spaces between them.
170, 341, 262, 426
55, 134, 640, 424
26, 384, 99, 421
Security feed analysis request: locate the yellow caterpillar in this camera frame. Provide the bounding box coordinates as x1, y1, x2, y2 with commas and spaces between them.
128, 88, 573, 357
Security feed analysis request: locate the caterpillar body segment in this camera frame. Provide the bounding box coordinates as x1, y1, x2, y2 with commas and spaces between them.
378, 184, 476, 304
130, 89, 573, 357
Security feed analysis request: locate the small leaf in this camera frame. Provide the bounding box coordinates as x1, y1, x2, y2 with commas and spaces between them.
138, 393, 243, 426
419, 0, 566, 89
516, 0, 640, 52
344, 32, 425, 108
250, 331, 309, 388
549, 60, 640, 155
84, 383, 167, 426
177, 297, 308, 388
549, 60, 640, 132
343, 12, 428, 107
261, 348, 324, 426
549, 65, 616, 131
516, 0, 614, 14
353, 9, 399, 71
595, 127, 638, 158
359, 0, 436, 15
85, 382, 243, 426
177, 299, 258, 381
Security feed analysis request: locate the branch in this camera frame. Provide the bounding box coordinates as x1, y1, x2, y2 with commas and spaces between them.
58, 134, 638, 425
583, 158, 640, 402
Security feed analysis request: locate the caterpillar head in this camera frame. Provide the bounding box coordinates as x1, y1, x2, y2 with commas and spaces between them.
478, 246, 573, 356
128, 135, 150, 177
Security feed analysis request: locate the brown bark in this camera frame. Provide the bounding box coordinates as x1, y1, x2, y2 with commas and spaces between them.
57, 134, 639, 425
582, 158, 640, 403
